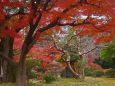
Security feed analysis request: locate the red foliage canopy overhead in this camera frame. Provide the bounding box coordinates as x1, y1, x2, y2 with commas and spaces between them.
0, 0, 115, 59
0, 0, 115, 43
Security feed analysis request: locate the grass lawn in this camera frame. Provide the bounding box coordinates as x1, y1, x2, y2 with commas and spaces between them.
0, 77, 115, 86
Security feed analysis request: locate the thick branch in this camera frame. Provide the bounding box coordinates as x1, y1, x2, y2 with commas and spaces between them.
0, 52, 18, 66
58, 22, 103, 31
34, 12, 42, 28
85, 2, 100, 8
35, 0, 102, 34
37, 20, 58, 33
52, 37, 71, 62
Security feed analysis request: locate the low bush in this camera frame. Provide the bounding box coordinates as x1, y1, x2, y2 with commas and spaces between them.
28, 72, 39, 79
92, 70, 104, 77
85, 66, 95, 76
43, 74, 56, 83
105, 69, 115, 78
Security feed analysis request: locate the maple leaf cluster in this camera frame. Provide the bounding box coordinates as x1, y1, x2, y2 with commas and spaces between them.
29, 43, 60, 61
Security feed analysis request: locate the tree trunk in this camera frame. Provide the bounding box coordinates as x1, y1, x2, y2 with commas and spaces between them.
79, 67, 85, 79
0, 37, 16, 82
7, 65, 16, 82
79, 56, 85, 80
81, 68, 85, 79
2, 61, 16, 82
16, 60, 27, 86
66, 61, 80, 79
0, 38, 9, 82
2, 60, 8, 82
16, 30, 35, 86
8, 37, 16, 82
0, 58, 2, 75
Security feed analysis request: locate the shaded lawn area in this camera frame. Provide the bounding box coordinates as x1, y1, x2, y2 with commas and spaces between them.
0, 77, 115, 86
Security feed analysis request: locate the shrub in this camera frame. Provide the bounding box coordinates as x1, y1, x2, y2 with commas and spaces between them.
85, 66, 95, 76
28, 72, 39, 79
43, 74, 56, 83
26, 58, 44, 79
77, 61, 87, 69
105, 69, 115, 78
92, 70, 104, 77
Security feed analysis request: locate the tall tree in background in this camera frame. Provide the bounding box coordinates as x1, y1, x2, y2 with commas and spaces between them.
101, 41, 115, 62
0, 0, 115, 86
96, 41, 115, 69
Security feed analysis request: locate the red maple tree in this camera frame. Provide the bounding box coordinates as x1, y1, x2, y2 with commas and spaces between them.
0, 0, 115, 86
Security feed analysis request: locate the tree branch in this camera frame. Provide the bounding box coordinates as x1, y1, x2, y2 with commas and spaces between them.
58, 22, 103, 31
35, 0, 102, 34
43, 0, 51, 10
34, 12, 42, 28
52, 37, 72, 62
81, 47, 98, 55
52, 37, 63, 52
66, 31, 83, 46
0, 52, 18, 67
37, 20, 58, 33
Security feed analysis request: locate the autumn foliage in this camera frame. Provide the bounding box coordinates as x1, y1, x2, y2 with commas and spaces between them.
0, 0, 115, 86
0, 0, 115, 41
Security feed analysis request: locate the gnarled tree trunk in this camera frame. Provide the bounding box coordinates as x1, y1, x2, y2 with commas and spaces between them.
64, 51, 80, 79
66, 61, 80, 78
63, 51, 85, 79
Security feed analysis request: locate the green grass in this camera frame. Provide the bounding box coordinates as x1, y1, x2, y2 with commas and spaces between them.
37, 77, 115, 86
0, 83, 15, 86
0, 77, 115, 86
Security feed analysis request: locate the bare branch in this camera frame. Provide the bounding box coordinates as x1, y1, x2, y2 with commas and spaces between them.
81, 47, 98, 55
66, 31, 83, 46
52, 37, 63, 52
52, 37, 72, 62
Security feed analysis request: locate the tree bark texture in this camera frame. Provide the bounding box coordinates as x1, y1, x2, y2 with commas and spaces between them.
16, 60, 27, 86
0, 37, 16, 82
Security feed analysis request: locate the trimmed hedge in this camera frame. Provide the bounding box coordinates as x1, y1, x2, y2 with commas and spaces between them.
105, 69, 115, 78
